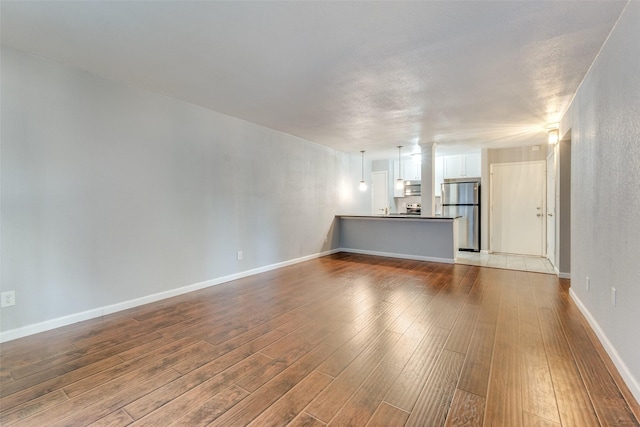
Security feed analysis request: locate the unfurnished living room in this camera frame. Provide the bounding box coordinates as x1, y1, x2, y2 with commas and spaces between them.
1, 1, 639, 426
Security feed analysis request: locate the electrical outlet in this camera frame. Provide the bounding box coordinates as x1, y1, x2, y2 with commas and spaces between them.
611, 287, 617, 307
237, 250, 243, 261
586, 276, 590, 291
1, 291, 16, 308
324, 235, 328, 243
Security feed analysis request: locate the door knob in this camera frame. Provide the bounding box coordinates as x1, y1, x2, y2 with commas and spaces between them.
537, 213, 542, 217
548, 213, 553, 217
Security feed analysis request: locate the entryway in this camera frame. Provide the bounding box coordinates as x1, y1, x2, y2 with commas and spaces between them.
490, 161, 546, 256
456, 251, 555, 274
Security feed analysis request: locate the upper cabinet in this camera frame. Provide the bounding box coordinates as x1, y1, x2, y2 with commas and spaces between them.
443, 153, 481, 179
390, 153, 480, 198
464, 153, 481, 177
393, 159, 421, 197
395, 159, 421, 182
443, 155, 464, 178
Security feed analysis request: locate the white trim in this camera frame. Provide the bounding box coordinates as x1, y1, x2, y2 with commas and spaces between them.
569, 288, 640, 404
338, 248, 454, 264
480, 249, 490, 255
0, 249, 341, 343
558, 272, 571, 279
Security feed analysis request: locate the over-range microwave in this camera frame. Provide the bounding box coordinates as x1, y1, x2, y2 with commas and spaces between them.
404, 180, 421, 196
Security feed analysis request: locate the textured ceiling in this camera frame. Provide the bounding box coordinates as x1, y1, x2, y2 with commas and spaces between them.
0, 1, 627, 158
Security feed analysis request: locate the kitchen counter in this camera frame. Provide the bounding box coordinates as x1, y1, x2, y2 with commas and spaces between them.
336, 215, 460, 263
338, 214, 459, 220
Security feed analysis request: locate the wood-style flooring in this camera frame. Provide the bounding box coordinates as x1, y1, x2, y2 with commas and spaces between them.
1, 253, 639, 426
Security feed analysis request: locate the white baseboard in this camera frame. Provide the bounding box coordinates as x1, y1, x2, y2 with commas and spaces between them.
480, 250, 490, 255
0, 249, 341, 343
569, 288, 640, 404
338, 248, 455, 264
559, 272, 571, 279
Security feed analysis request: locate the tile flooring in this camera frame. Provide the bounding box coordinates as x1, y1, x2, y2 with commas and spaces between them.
456, 250, 557, 274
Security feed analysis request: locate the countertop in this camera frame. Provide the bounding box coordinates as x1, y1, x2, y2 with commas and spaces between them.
337, 214, 461, 221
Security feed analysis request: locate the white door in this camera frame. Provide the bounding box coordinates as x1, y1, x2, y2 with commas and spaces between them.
372, 171, 388, 215
546, 152, 556, 267
490, 161, 546, 256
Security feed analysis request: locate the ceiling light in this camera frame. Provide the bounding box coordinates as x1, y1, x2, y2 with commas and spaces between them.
359, 150, 367, 191
396, 146, 404, 190
548, 129, 559, 145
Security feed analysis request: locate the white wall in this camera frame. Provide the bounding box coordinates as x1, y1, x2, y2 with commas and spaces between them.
560, 1, 640, 402
0, 47, 369, 337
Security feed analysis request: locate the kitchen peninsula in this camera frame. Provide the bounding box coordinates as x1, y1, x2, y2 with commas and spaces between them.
337, 215, 460, 263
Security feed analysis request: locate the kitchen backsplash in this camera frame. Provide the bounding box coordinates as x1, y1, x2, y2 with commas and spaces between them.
395, 195, 421, 213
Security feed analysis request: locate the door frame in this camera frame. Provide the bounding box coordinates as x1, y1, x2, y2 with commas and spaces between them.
546, 150, 557, 267
489, 160, 546, 255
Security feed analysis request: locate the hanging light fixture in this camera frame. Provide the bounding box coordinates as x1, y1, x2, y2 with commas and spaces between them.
359, 150, 367, 191
396, 145, 404, 190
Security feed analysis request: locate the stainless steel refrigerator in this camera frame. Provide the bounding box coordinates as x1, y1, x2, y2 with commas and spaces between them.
442, 181, 480, 251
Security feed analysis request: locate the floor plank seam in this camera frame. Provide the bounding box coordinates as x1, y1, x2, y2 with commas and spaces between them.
121, 406, 135, 423
301, 410, 327, 425
379, 400, 411, 414
255, 351, 274, 360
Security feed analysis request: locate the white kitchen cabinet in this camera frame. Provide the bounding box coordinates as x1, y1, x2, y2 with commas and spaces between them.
393, 159, 421, 197
395, 159, 421, 181
443, 153, 481, 179
443, 155, 464, 179
403, 159, 421, 181
464, 152, 481, 177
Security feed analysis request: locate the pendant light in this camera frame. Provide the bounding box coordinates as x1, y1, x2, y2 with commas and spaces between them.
359, 150, 367, 191
395, 145, 404, 190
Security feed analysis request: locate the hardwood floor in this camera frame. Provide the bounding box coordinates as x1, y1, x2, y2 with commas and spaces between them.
1, 253, 639, 426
